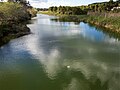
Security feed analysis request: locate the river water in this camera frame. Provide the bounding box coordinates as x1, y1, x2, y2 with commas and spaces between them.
0, 14, 120, 90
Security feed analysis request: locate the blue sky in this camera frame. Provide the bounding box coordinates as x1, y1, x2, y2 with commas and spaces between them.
28, 0, 111, 8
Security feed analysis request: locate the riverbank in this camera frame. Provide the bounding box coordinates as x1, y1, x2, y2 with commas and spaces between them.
64, 15, 120, 34
57, 15, 120, 33
40, 11, 120, 34
0, 24, 30, 46
39, 11, 61, 16
0, 2, 37, 46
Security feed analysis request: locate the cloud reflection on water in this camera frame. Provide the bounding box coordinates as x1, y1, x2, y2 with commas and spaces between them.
26, 24, 120, 90
24, 14, 120, 90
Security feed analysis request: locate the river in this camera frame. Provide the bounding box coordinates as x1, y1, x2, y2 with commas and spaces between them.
0, 14, 120, 90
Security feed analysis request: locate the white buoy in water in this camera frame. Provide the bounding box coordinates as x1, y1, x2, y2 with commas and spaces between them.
67, 65, 70, 68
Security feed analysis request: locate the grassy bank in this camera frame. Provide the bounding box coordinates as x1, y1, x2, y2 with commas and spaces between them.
39, 11, 62, 16
0, 2, 37, 46
40, 11, 120, 34
56, 15, 120, 34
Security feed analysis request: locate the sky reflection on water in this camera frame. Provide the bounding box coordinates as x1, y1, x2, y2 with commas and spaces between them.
0, 14, 120, 90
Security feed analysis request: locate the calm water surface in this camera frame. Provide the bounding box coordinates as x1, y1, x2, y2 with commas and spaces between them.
0, 14, 120, 90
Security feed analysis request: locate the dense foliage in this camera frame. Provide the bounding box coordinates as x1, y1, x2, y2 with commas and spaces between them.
0, 2, 30, 24
48, 6, 87, 15
27, 7, 37, 17
0, 2, 37, 45
49, 0, 120, 35
87, 0, 119, 12
48, 0, 120, 15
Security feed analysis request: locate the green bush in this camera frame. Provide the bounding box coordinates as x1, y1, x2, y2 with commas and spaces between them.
0, 2, 33, 39
27, 8, 37, 17
0, 2, 30, 23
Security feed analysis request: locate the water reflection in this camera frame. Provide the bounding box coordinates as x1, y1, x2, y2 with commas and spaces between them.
26, 14, 120, 90
0, 14, 120, 90
26, 36, 61, 79
52, 17, 120, 40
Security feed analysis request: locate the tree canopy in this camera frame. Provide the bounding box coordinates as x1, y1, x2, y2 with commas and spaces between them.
48, 0, 120, 15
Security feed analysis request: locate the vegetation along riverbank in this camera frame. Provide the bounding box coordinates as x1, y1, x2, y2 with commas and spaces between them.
39, 0, 120, 35
0, 1, 37, 46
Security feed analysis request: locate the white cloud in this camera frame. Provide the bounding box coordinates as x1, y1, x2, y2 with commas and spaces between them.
30, 1, 52, 8
28, 0, 113, 8
28, 0, 74, 8
29, 0, 48, 2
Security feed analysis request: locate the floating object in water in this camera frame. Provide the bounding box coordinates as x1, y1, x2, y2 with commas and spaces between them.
67, 65, 70, 68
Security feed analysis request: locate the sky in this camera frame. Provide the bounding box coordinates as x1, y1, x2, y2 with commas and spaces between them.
28, 0, 112, 8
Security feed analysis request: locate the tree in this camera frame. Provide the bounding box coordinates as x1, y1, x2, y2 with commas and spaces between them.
49, 6, 54, 12
53, 6, 57, 12
117, 0, 120, 3
109, 0, 113, 3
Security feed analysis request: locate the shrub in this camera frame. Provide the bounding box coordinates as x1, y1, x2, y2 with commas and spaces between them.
27, 8, 37, 17
0, 2, 30, 23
